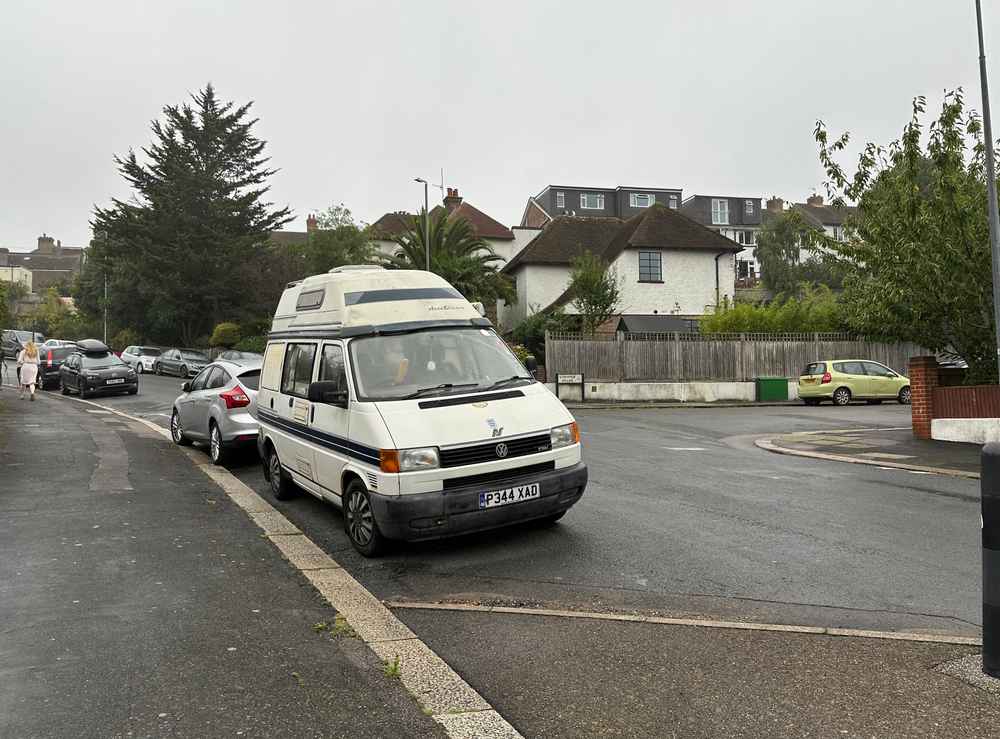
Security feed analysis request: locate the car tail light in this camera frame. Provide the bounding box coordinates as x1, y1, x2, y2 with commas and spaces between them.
821, 372, 832, 384
47, 350, 53, 367
220, 387, 251, 409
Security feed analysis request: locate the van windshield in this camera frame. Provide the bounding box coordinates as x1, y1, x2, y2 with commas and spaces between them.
349, 328, 531, 400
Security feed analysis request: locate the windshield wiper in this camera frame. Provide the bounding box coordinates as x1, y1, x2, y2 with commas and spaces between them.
400, 382, 479, 399
485, 375, 533, 389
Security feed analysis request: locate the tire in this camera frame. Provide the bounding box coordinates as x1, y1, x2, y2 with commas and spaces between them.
127, 387, 138, 395
898, 386, 912, 405
154, 363, 162, 376
832, 387, 852, 406
135, 362, 143, 375
344, 480, 385, 557
866, 399, 883, 405
170, 409, 192, 446
802, 398, 821, 406
209, 423, 227, 466
266, 445, 296, 501
180, 365, 188, 378
60, 378, 69, 395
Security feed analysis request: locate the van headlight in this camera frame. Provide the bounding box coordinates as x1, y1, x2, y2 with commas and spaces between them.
398, 447, 440, 471
550, 422, 580, 449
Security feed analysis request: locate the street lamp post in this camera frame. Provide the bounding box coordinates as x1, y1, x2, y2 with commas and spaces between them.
414, 177, 430, 271
977, 0, 1000, 382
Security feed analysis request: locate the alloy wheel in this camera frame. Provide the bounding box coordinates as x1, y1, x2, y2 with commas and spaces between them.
833, 387, 851, 406
899, 387, 912, 405
210, 426, 221, 463
347, 490, 374, 547
171, 411, 182, 442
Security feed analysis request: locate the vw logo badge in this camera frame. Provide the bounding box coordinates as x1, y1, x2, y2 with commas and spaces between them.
495, 443, 508, 458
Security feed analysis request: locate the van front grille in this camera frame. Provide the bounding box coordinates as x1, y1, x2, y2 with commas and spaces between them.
439, 433, 551, 468
443, 461, 555, 491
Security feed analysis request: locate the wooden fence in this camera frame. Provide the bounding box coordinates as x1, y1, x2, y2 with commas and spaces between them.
544, 332, 925, 382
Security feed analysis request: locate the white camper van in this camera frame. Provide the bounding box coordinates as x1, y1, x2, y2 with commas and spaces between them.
257, 265, 588, 556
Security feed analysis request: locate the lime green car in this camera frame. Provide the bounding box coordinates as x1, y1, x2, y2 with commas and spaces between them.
798, 360, 911, 406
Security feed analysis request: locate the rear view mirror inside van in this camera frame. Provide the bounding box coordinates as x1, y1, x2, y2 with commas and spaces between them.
308, 380, 348, 407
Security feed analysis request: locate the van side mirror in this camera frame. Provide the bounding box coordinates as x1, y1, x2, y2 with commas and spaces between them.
181, 381, 192, 392
308, 380, 348, 408
525, 355, 538, 374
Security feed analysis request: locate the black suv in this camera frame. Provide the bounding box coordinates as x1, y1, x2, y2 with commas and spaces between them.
59, 339, 138, 398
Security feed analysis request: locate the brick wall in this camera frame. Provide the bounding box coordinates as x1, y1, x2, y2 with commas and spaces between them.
909, 355, 939, 439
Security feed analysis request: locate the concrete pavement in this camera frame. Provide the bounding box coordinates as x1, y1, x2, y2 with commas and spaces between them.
0, 391, 445, 738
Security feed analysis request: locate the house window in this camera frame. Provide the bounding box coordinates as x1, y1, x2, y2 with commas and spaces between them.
638, 251, 662, 282
580, 192, 605, 210
736, 230, 756, 246
556, 191, 565, 209
745, 199, 754, 216
668, 194, 679, 209
630, 193, 655, 208
712, 199, 729, 225
832, 225, 845, 241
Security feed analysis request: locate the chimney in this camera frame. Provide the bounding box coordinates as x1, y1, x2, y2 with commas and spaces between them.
37, 234, 55, 254
443, 187, 463, 213
766, 197, 784, 213
306, 214, 318, 233
806, 194, 824, 207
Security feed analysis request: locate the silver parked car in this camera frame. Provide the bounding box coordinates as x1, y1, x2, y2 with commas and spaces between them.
169, 359, 261, 465
121, 345, 162, 373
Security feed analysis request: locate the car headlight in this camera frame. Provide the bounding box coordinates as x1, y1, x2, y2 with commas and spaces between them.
550, 422, 580, 449
398, 447, 440, 472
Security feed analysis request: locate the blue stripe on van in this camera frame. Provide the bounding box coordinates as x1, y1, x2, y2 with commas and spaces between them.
258, 409, 380, 465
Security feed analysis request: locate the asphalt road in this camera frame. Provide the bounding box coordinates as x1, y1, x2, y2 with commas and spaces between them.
21, 360, 981, 636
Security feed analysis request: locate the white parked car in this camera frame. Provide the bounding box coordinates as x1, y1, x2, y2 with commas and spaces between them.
256, 265, 588, 557
121, 345, 162, 373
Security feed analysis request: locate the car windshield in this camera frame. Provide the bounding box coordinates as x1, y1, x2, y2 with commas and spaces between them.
349, 327, 530, 400
238, 369, 261, 390
139, 348, 161, 356
81, 353, 126, 369
182, 351, 208, 360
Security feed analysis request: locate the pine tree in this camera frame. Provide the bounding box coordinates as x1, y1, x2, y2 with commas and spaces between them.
86, 84, 292, 345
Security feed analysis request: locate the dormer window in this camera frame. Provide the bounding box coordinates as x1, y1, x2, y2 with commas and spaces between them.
630, 193, 655, 208
580, 193, 605, 210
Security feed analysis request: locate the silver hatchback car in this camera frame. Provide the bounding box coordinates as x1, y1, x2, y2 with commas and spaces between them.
170, 359, 261, 465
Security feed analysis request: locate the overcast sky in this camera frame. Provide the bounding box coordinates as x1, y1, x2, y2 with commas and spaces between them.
0, 1, 992, 249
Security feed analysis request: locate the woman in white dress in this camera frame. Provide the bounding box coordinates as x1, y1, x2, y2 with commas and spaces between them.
17, 341, 39, 400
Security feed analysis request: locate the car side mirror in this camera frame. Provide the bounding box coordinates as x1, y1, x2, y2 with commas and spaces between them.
524, 355, 538, 374
308, 380, 348, 408
181, 381, 191, 392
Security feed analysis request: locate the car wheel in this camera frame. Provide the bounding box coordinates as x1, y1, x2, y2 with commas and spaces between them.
898, 386, 912, 405
866, 399, 883, 405
209, 423, 227, 466
127, 386, 138, 395
170, 409, 192, 446
60, 378, 69, 395
802, 398, 821, 406
135, 362, 143, 375
266, 445, 296, 501
154, 363, 162, 376
344, 480, 385, 557
832, 387, 852, 406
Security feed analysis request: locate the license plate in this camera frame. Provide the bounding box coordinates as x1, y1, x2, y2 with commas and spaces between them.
106, 378, 125, 385
479, 483, 540, 509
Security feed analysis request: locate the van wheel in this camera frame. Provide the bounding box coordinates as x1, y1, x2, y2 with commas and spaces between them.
344, 480, 385, 557
832, 387, 852, 406
266, 445, 296, 501
898, 386, 912, 405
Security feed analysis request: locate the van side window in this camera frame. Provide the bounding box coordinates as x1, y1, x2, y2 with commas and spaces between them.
262, 343, 285, 391
296, 289, 325, 311
281, 343, 317, 398
319, 344, 347, 392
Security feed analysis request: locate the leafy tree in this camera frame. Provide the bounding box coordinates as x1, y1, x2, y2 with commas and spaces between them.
290, 207, 375, 275
567, 251, 621, 334
383, 209, 515, 304
0, 281, 27, 329
700, 285, 847, 334
83, 84, 292, 346
112, 328, 141, 352
754, 210, 847, 295
815, 89, 997, 383
210, 321, 241, 348
509, 308, 581, 364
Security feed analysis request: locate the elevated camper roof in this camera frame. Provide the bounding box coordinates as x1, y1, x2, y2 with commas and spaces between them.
270, 265, 488, 337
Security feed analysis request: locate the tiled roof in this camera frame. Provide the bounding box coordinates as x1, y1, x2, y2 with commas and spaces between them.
8, 253, 82, 271
793, 203, 857, 227
501, 217, 623, 273
370, 212, 415, 240
267, 230, 309, 247
372, 201, 515, 241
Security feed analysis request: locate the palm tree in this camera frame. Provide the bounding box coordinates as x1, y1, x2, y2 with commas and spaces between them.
383, 209, 515, 303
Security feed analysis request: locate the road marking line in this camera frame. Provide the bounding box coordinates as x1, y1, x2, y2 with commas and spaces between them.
50, 391, 522, 738
663, 447, 707, 451
385, 601, 981, 646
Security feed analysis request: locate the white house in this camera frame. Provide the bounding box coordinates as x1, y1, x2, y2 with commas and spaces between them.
499, 204, 740, 332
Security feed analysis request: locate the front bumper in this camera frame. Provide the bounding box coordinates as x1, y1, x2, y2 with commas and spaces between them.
368, 462, 588, 542
85, 379, 138, 395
